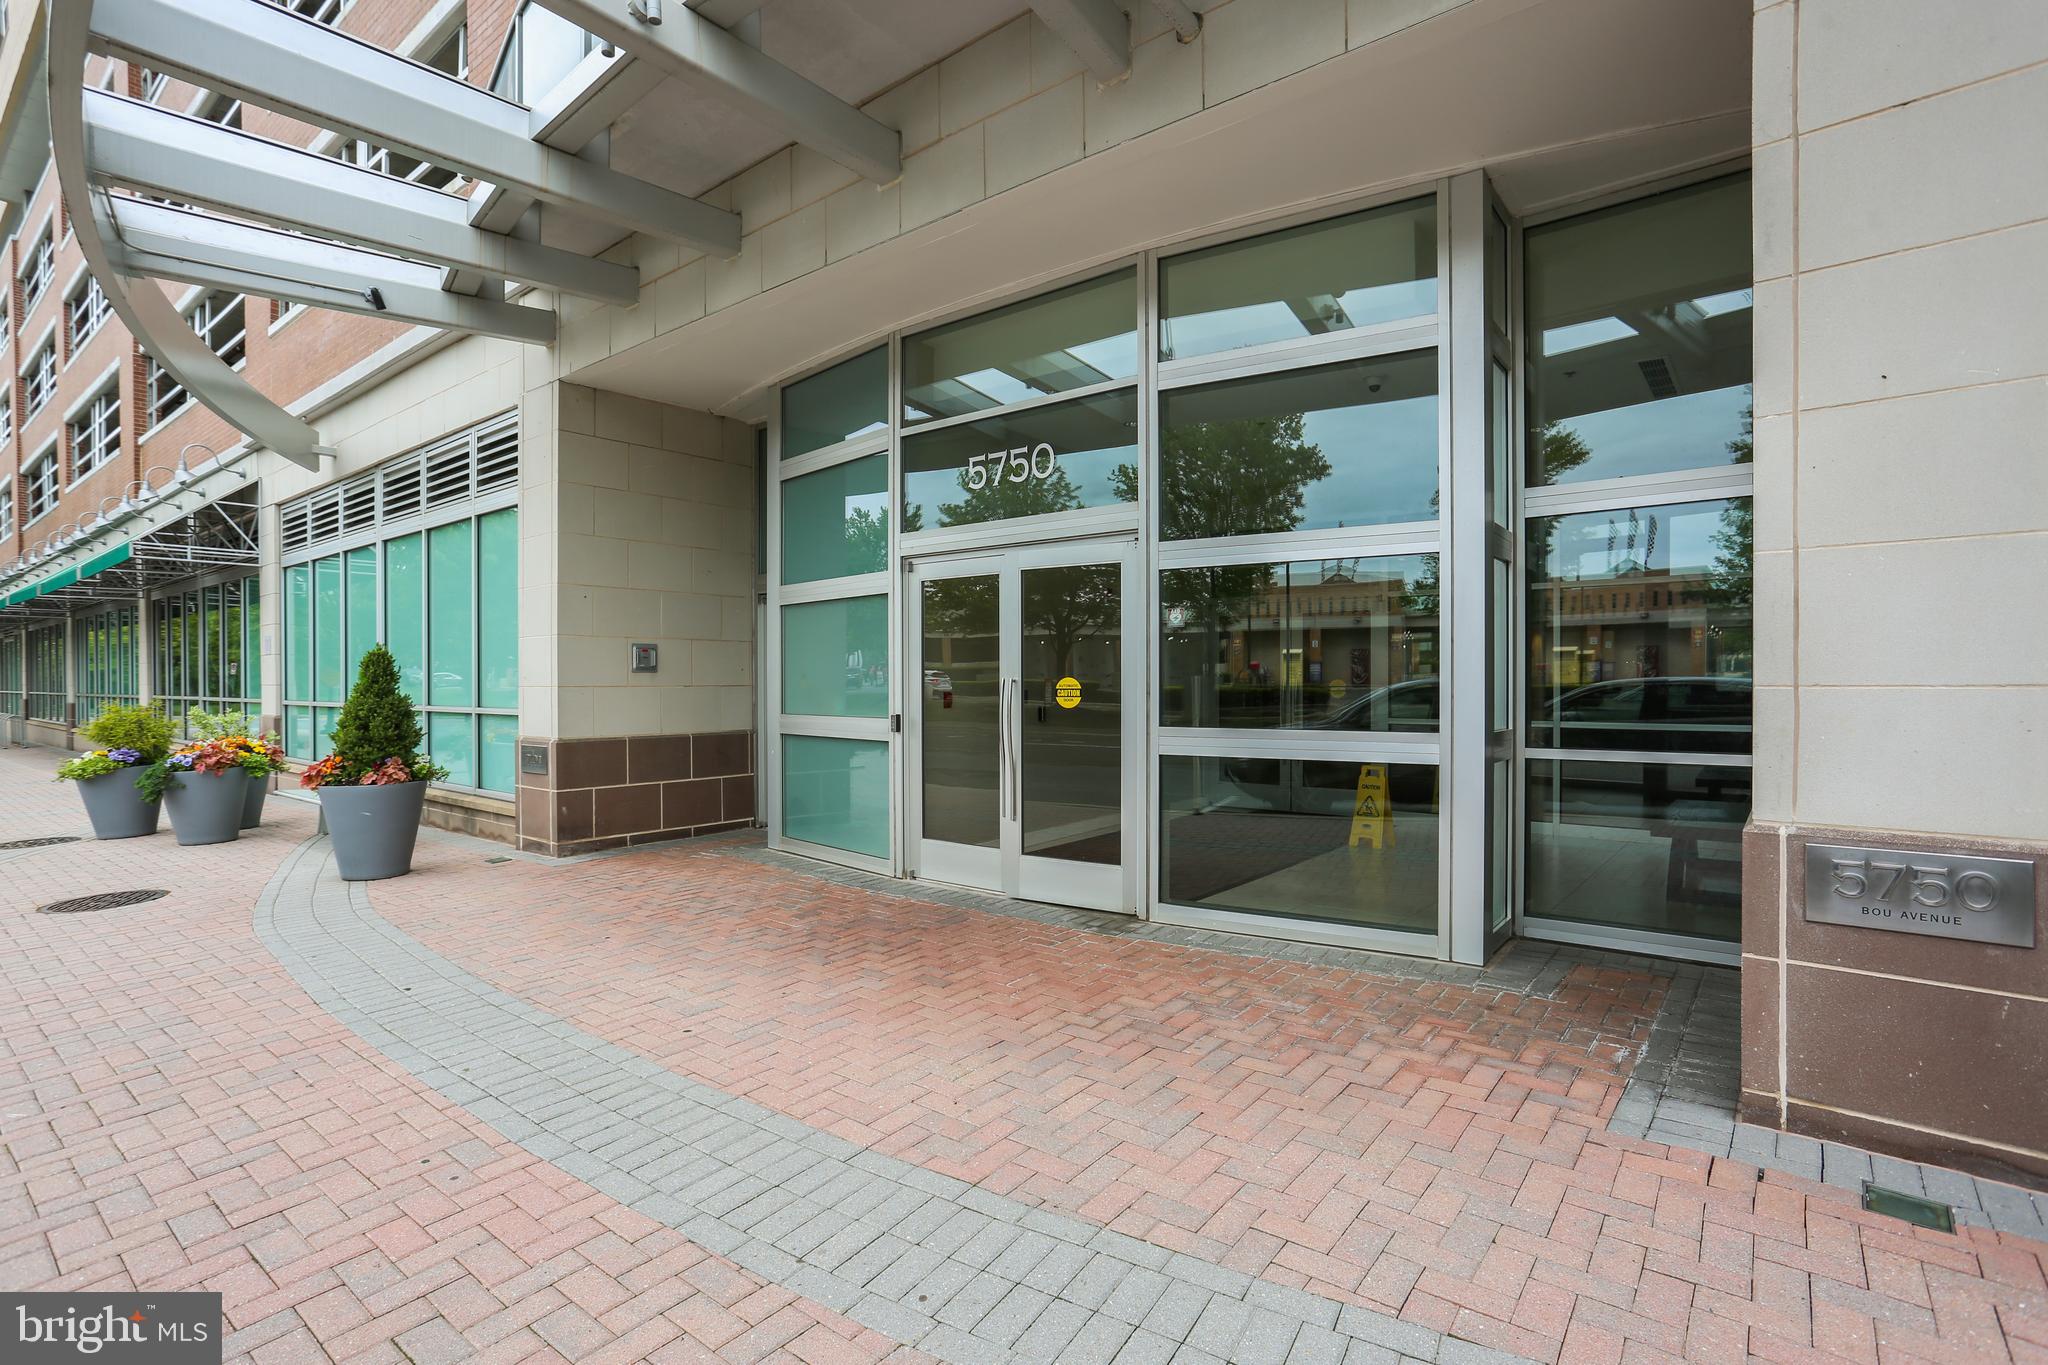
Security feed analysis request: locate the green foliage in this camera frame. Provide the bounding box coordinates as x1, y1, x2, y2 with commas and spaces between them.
79, 704, 173, 762
186, 706, 252, 741
55, 752, 122, 782
132, 761, 181, 804
324, 644, 447, 784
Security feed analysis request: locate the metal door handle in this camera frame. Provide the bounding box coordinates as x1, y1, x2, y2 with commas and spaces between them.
998, 678, 1013, 821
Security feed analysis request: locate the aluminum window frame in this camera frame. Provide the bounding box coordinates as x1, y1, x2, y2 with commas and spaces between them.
21, 335, 57, 422
66, 380, 122, 485
153, 571, 262, 737
1510, 159, 1755, 967
65, 272, 112, 357
17, 222, 53, 317
22, 439, 61, 525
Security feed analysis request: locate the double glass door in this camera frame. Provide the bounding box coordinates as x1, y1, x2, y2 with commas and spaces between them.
910, 539, 1138, 912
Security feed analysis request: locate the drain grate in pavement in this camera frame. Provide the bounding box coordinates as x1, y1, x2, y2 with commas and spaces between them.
38, 889, 169, 914
0, 835, 83, 850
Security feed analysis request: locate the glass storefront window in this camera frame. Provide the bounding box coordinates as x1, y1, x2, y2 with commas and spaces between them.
902, 270, 1138, 424
782, 455, 888, 584
901, 390, 1139, 532
385, 533, 426, 699
1525, 175, 1752, 486
1160, 755, 1437, 933
783, 734, 890, 859
313, 556, 342, 701
1159, 197, 1437, 361
429, 521, 475, 708
1525, 759, 1747, 941
1157, 353, 1438, 540
782, 596, 889, 718
478, 509, 519, 708
1160, 555, 1439, 729
1527, 498, 1752, 754
782, 346, 887, 459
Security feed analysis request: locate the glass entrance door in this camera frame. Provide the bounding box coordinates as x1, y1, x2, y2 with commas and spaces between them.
910, 539, 1137, 912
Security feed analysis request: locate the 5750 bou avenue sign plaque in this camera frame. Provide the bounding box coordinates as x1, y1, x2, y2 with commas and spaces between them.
1803, 843, 2037, 947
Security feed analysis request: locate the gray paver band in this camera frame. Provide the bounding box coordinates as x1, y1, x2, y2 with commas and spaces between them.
255, 835, 1490, 1365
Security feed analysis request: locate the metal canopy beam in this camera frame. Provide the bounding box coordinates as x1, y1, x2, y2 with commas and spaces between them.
538, 0, 902, 184
104, 200, 559, 344
86, 0, 739, 256
1030, 0, 1131, 83
82, 91, 642, 305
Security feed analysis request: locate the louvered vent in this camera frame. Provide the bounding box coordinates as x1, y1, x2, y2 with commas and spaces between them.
1638, 357, 1677, 399
381, 455, 423, 522
279, 412, 516, 556
475, 418, 518, 492
280, 502, 310, 553
423, 437, 473, 509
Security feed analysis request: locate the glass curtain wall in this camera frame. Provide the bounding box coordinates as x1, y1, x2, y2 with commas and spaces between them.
72, 604, 140, 724
26, 624, 65, 722
0, 631, 23, 716
773, 349, 893, 862
155, 578, 260, 734
1155, 195, 1445, 946
1520, 173, 1754, 952
283, 510, 518, 792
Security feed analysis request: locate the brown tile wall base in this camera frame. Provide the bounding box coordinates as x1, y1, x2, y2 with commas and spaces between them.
1744, 819, 2048, 1191
515, 730, 755, 858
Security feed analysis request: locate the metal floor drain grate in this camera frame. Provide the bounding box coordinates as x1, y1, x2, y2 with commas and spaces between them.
0, 835, 83, 851
38, 890, 170, 914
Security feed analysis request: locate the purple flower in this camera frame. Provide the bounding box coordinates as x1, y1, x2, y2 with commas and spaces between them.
108, 748, 142, 765
165, 753, 196, 770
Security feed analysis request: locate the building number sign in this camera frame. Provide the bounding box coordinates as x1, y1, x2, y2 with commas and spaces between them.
963, 443, 1058, 490
1802, 842, 2035, 947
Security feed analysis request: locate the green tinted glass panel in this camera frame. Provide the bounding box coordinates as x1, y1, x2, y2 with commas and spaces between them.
781, 596, 888, 717
1159, 196, 1437, 360
782, 346, 887, 459
313, 556, 342, 702
902, 270, 1138, 424
345, 547, 379, 683
204, 586, 224, 698
285, 705, 312, 759
479, 715, 518, 794
429, 522, 474, 707
286, 564, 310, 700
477, 508, 519, 708
243, 579, 261, 696
781, 454, 887, 584
316, 706, 338, 757
430, 712, 476, 787
901, 390, 1138, 532
384, 534, 425, 701
782, 735, 889, 859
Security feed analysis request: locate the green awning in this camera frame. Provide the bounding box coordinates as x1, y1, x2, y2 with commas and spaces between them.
0, 542, 132, 609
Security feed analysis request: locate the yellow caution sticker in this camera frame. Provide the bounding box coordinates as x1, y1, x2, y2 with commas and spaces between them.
1054, 676, 1082, 709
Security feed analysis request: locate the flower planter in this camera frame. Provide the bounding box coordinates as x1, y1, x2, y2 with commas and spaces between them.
163, 767, 250, 846
241, 772, 271, 829
75, 770, 161, 840
318, 781, 428, 881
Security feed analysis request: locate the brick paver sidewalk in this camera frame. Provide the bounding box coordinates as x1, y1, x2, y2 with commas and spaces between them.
2, 743, 2044, 1362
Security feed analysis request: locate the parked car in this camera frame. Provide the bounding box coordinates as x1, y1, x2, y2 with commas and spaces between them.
1541, 675, 1751, 755
922, 668, 954, 699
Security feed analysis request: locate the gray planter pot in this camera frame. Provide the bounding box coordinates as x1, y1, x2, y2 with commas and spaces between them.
164, 767, 250, 847
74, 769, 161, 840
241, 771, 271, 829
318, 781, 429, 881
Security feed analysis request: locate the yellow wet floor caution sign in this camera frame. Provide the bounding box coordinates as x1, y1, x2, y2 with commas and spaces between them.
1349, 764, 1391, 849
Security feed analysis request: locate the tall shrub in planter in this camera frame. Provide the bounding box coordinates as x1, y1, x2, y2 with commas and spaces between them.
301, 645, 447, 880
55, 704, 173, 840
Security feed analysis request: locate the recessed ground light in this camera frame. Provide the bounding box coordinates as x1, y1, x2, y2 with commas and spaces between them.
1862, 1183, 1955, 1234
38, 890, 169, 914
